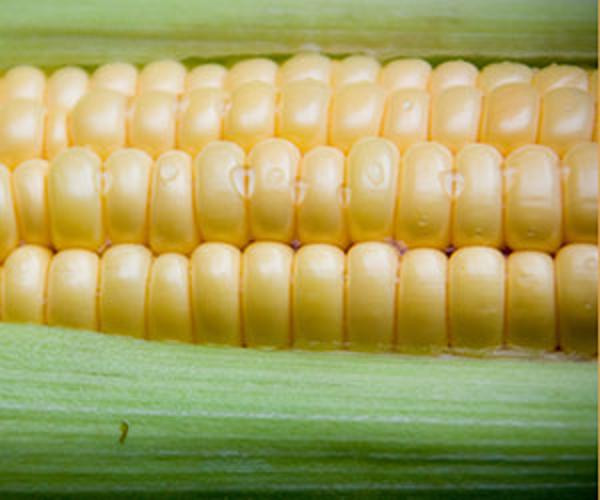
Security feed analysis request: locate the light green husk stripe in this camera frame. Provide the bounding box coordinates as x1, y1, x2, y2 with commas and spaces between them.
0, 323, 596, 498
0, 0, 596, 70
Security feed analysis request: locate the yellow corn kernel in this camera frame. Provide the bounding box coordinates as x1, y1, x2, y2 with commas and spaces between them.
248, 138, 299, 242
292, 244, 344, 350
346, 242, 397, 351
0, 267, 3, 319
329, 82, 385, 153
47, 249, 99, 330
296, 146, 347, 247
91, 62, 138, 97
379, 59, 431, 93
104, 148, 153, 244
562, 142, 597, 243
539, 87, 594, 155
177, 88, 226, 156
138, 59, 187, 95
555, 244, 597, 355
44, 108, 69, 160
477, 62, 533, 93
47, 67, 89, 110
147, 253, 193, 342
448, 247, 505, 350
504, 145, 562, 252
0, 165, 17, 262
242, 242, 293, 348
277, 80, 330, 152
533, 64, 589, 94
186, 64, 227, 91
224, 81, 276, 152
396, 249, 447, 353
430, 60, 478, 95
0, 66, 45, 103
332, 56, 380, 87
452, 144, 503, 247
278, 53, 332, 85
128, 91, 178, 157
506, 251, 556, 351
395, 142, 452, 249
226, 58, 278, 91
590, 70, 597, 99
480, 83, 540, 155
431, 86, 482, 152
346, 137, 399, 242
0, 99, 45, 168
12, 159, 50, 245
191, 243, 241, 346
69, 89, 127, 159
382, 89, 430, 153
149, 150, 199, 254
48, 147, 104, 251
99, 244, 152, 338
2, 245, 51, 324
193, 141, 248, 247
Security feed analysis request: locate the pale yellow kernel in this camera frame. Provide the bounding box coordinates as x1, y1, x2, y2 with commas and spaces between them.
191, 243, 241, 346
555, 244, 597, 355
226, 58, 278, 91
223, 81, 276, 152
0, 165, 19, 261
431, 86, 482, 152
47, 249, 99, 331
382, 89, 429, 153
149, 150, 199, 254
0, 99, 45, 168
477, 62, 533, 93
507, 251, 556, 351
293, 244, 344, 350
329, 82, 385, 153
12, 159, 50, 246
177, 88, 226, 157
346, 137, 399, 242
346, 242, 397, 351
104, 148, 153, 244
379, 59, 431, 92
562, 142, 597, 244
248, 138, 299, 242
186, 64, 227, 92
91, 62, 138, 96
395, 142, 453, 249
148, 253, 193, 342
430, 61, 478, 94
539, 87, 594, 155
47, 67, 89, 110
452, 144, 503, 248
44, 108, 69, 160
504, 145, 562, 252
138, 59, 187, 95
128, 91, 178, 157
48, 147, 104, 251
193, 141, 248, 247
448, 247, 505, 350
480, 83, 540, 154
396, 249, 447, 353
278, 53, 332, 85
242, 242, 293, 348
533, 64, 589, 94
2, 245, 52, 324
69, 89, 127, 159
332, 55, 380, 88
100, 244, 152, 339
277, 80, 330, 152
0, 66, 46, 103
297, 146, 347, 247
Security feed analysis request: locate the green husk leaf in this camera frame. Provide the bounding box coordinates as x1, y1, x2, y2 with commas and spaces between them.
0, 323, 596, 498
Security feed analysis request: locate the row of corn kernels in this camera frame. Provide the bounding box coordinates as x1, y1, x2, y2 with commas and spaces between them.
0, 138, 595, 261
0, 242, 596, 355
0, 57, 596, 167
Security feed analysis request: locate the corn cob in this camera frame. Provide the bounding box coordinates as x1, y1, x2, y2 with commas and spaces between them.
0, 57, 596, 168
0, 241, 596, 355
